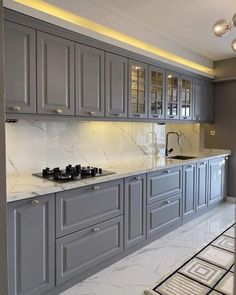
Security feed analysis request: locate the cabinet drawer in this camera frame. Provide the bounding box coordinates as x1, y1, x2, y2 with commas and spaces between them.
56, 179, 124, 237
147, 166, 182, 204
147, 194, 182, 238
56, 216, 123, 284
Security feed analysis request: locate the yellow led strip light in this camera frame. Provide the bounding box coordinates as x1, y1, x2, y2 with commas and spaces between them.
14, 0, 213, 76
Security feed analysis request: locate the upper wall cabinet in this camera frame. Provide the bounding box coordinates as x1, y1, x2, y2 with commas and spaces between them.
129, 60, 148, 119
166, 71, 180, 120
180, 75, 193, 120
148, 66, 165, 119
75, 44, 105, 117
4, 21, 36, 114
37, 32, 75, 116
105, 53, 128, 118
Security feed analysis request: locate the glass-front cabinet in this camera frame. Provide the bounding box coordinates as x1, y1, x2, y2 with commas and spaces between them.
180, 75, 192, 120
129, 60, 148, 118
148, 66, 165, 119
166, 71, 180, 119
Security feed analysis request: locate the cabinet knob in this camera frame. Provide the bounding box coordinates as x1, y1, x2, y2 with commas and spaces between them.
92, 227, 100, 232
93, 186, 100, 190
89, 111, 96, 115
31, 199, 40, 206
195, 117, 200, 120
11, 106, 21, 112
55, 109, 63, 114
135, 176, 141, 181
226, 157, 229, 160
169, 115, 174, 119
114, 113, 121, 117
164, 200, 171, 204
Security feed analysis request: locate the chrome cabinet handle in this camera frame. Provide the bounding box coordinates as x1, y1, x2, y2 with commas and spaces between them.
195, 117, 200, 120
187, 165, 193, 168
183, 116, 188, 119
11, 106, 21, 112
164, 200, 171, 204
31, 199, 40, 206
163, 170, 170, 174
93, 186, 100, 190
135, 176, 141, 181
55, 109, 63, 114
89, 111, 96, 115
169, 115, 174, 119
92, 227, 100, 232
134, 114, 142, 117
115, 113, 121, 117
153, 115, 160, 118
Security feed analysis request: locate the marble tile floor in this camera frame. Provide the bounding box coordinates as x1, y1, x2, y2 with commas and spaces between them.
60, 201, 235, 295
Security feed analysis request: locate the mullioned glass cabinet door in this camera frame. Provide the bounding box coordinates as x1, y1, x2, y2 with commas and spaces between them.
166, 71, 180, 120
180, 75, 192, 120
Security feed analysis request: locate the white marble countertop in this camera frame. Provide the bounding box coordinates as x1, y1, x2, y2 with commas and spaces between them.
7, 149, 231, 203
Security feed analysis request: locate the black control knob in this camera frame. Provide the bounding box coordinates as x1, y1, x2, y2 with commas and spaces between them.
53, 167, 61, 174
99, 168, 102, 174
91, 168, 96, 177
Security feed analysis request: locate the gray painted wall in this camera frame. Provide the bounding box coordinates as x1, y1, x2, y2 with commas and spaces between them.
0, 0, 8, 294
214, 57, 236, 80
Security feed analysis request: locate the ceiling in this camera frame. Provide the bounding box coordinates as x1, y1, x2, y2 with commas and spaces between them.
45, 0, 236, 61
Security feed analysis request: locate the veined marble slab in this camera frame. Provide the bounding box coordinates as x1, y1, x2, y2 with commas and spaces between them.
7, 150, 230, 203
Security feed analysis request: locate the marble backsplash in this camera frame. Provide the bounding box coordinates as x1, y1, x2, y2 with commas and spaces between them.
5, 120, 202, 175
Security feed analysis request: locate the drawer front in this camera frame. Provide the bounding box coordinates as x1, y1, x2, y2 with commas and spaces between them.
147, 195, 182, 238
56, 179, 124, 237
147, 166, 182, 204
56, 216, 123, 284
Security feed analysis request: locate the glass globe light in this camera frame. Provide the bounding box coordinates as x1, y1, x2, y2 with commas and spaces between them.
232, 39, 236, 52
212, 19, 232, 37
232, 13, 236, 27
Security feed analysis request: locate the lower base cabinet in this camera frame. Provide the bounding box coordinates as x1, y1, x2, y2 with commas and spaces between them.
196, 161, 208, 211
147, 194, 182, 238
56, 216, 123, 284
183, 163, 197, 220
7, 194, 55, 295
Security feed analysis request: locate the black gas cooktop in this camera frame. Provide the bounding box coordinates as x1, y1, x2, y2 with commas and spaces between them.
33, 164, 115, 183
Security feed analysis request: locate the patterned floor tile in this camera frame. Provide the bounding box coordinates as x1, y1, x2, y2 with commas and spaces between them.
178, 258, 226, 288
230, 265, 234, 273
223, 227, 235, 239
155, 273, 210, 295
197, 245, 234, 269
211, 235, 235, 253
215, 272, 234, 295
208, 291, 223, 295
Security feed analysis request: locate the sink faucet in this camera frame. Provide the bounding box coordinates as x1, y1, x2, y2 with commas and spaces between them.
165, 132, 181, 157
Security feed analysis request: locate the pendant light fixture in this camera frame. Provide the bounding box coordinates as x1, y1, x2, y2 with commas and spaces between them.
212, 13, 236, 52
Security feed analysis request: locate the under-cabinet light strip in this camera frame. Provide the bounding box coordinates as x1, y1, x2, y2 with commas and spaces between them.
14, 0, 213, 76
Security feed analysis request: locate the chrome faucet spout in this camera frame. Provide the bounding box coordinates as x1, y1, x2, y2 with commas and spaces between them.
165, 132, 180, 157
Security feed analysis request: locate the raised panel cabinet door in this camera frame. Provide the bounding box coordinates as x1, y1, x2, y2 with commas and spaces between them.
147, 166, 182, 204
56, 179, 124, 237
193, 79, 206, 121
147, 194, 182, 238
196, 161, 208, 211
124, 174, 146, 249
75, 44, 105, 117
204, 82, 214, 122
37, 31, 75, 115
183, 163, 197, 219
166, 71, 180, 120
56, 216, 123, 284
4, 21, 36, 114
128, 59, 148, 119
7, 195, 55, 295
180, 75, 193, 120
148, 65, 165, 119
105, 52, 128, 118
208, 158, 225, 206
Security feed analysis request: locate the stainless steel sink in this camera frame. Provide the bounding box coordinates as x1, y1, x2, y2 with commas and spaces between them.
168, 155, 196, 160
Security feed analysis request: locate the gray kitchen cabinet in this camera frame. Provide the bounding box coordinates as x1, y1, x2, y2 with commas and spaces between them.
129, 59, 148, 118
56, 179, 124, 237
204, 83, 214, 122
4, 21, 36, 114
56, 216, 123, 284
180, 75, 193, 120
105, 52, 128, 118
37, 32, 75, 115
208, 157, 225, 206
196, 161, 208, 211
124, 174, 146, 249
8, 194, 55, 295
147, 194, 182, 238
147, 166, 182, 204
183, 163, 197, 219
75, 44, 105, 117
166, 71, 180, 120
148, 65, 165, 119
193, 79, 204, 121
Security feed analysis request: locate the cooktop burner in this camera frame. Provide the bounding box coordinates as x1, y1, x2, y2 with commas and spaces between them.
33, 164, 115, 183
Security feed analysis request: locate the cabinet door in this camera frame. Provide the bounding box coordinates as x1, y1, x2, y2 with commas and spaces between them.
208, 158, 225, 206
56, 216, 123, 284
124, 174, 146, 249
193, 79, 207, 121
204, 83, 214, 122
129, 60, 148, 118
180, 75, 192, 120
37, 32, 75, 115
105, 53, 128, 118
4, 21, 36, 114
148, 66, 165, 119
8, 195, 55, 295
196, 161, 208, 211
75, 44, 104, 117
183, 163, 197, 219
166, 71, 180, 119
